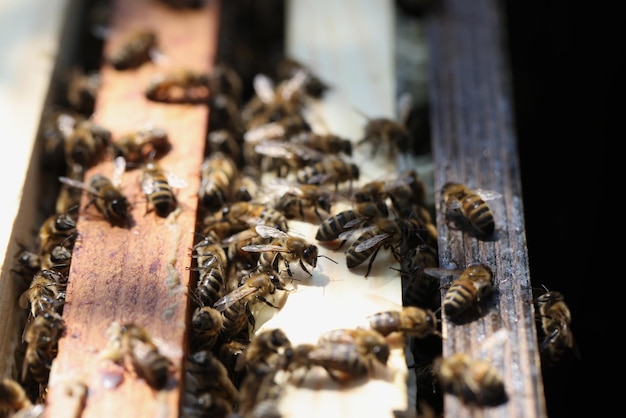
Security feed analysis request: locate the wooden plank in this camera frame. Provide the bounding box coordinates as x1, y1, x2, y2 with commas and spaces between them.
44, 1, 220, 417
0, 0, 73, 379
425, 0, 547, 416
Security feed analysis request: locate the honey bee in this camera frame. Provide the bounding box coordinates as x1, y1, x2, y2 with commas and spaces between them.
209, 62, 244, 105
345, 218, 423, 277
182, 350, 239, 415
276, 57, 330, 98
315, 201, 389, 248
112, 126, 171, 164
241, 71, 308, 130
397, 244, 441, 311
22, 309, 65, 383
356, 113, 412, 159
64, 119, 112, 169
354, 169, 427, 216
535, 288, 579, 365
317, 327, 391, 366
217, 339, 249, 388
213, 272, 289, 338
190, 232, 229, 307
36, 207, 77, 257
207, 128, 244, 165
103, 322, 172, 390
433, 353, 507, 406
295, 156, 360, 191
145, 69, 210, 104
14, 246, 41, 280
65, 67, 101, 115
141, 159, 188, 217
59, 156, 130, 226
424, 263, 495, 320
0, 377, 32, 416
107, 30, 157, 70
289, 131, 352, 157
39, 243, 73, 275
236, 359, 283, 418
189, 304, 224, 353
199, 151, 239, 213
19, 269, 68, 319
221, 201, 289, 232
271, 181, 334, 222
242, 225, 323, 278
306, 341, 371, 382
236, 328, 292, 374
361, 306, 441, 339
232, 166, 262, 203
441, 182, 501, 238
254, 139, 325, 178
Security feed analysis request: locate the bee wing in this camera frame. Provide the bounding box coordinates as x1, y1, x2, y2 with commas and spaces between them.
354, 232, 392, 253
112, 156, 127, 186
280, 69, 308, 101
166, 171, 189, 189
423, 267, 463, 281
396, 91, 413, 125
241, 244, 286, 253
58, 176, 97, 195
255, 224, 288, 239
213, 286, 258, 312
475, 188, 503, 201
244, 122, 286, 143
342, 217, 367, 230
253, 73, 276, 104
221, 228, 259, 245
141, 173, 155, 195
339, 225, 376, 241
254, 140, 294, 158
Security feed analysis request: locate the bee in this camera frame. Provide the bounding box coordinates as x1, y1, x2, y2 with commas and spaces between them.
433, 353, 507, 406
361, 306, 441, 339
64, 119, 112, 169
59, 156, 131, 226
39, 243, 73, 275
241, 71, 308, 130
289, 130, 352, 156
317, 327, 390, 364
141, 159, 188, 217
254, 139, 325, 178
0, 377, 32, 416
221, 201, 289, 232
189, 303, 224, 353
207, 128, 244, 165
236, 328, 293, 376
103, 322, 172, 390
306, 341, 371, 382
242, 225, 323, 278
315, 201, 389, 249
22, 309, 65, 383
424, 263, 495, 320
295, 156, 360, 191
232, 166, 262, 203
19, 269, 68, 319
15, 245, 41, 280
107, 30, 157, 70
272, 181, 334, 222
345, 218, 422, 277
357, 114, 412, 159
236, 359, 283, 418
217, 339, 249, 388
182, 350, 239, 415
441, 182, 501, 238
112, 126, 171, 164
190, 232, 229, 307
354, 169, 427, 214
535, 288, 579, 365
199, 152, 239, 213
397, 244, 441, 311
276, 57, 330, 98
36, 207, 77, 257
65, 67, 101, 115
145, 69, 210, 104
213, 272, 289, 338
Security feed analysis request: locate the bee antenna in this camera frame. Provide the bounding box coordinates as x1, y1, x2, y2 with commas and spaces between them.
317, 254, 338, 264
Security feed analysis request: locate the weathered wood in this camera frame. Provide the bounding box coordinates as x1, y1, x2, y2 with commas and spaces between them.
425, 0, 547, 416
45, 1, 220, 417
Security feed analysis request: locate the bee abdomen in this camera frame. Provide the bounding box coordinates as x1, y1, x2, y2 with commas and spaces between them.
463, 196, 495, 235
315, 212, 356, 241
443, 282, 475, 317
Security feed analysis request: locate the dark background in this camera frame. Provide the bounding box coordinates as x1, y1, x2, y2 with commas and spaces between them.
504, 1, 615, 416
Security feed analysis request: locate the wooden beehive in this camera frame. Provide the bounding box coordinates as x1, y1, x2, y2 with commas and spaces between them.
0, 0, 552, 417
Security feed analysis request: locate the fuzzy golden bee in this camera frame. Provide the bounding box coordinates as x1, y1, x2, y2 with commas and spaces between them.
535, 288, 579, 365
441, 182, 501, 238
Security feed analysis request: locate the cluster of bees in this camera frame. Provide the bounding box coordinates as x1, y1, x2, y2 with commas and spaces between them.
1, 2, 579, 418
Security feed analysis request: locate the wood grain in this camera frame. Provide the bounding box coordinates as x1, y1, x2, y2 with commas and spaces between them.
425, 0, 547, 416
45, 1, 220, 417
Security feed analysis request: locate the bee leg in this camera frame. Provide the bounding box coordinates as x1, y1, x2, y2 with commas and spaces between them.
299, 260, 312, 276
364, 247, 382, 278
255, 295, 280, 309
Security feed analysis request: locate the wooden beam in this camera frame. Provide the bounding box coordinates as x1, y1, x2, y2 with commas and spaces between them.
425, 0, 547, 416
45, 1, 220, 417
